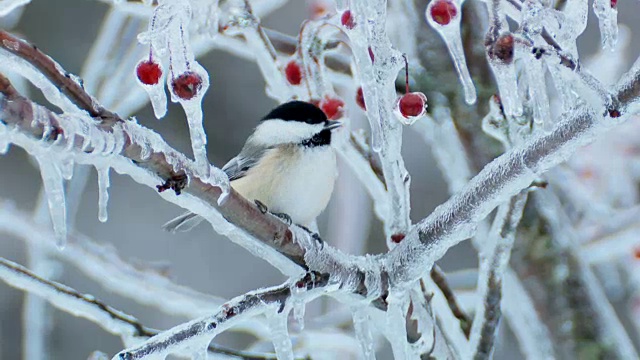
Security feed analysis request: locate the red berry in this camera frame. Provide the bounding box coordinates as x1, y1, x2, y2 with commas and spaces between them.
356, 87, 366, 110
341, 10, 355, 29
320, 97, 345, 120
285, 61, 302, 85
171, 71, 203, 100
611, 0, 617, 7
430, 0, 458, 26
136, 60, 162, 85
391, 233, 405, 243
490, 34, 515, 64
398, 92, 427, 118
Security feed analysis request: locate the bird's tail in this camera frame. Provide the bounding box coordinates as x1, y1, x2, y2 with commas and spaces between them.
162, 212, 203, 233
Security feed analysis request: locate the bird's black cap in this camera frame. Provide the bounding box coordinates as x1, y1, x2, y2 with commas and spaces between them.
262, 100, 327, 125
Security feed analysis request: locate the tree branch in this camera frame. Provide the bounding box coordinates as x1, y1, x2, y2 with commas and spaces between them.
0, 256, 301, 360
115, 272, 330, 360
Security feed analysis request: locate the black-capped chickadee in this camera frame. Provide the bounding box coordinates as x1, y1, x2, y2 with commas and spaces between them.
164, 100, 343, 232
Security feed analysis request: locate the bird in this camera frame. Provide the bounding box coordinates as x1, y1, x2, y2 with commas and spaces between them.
163, 100, 342, 233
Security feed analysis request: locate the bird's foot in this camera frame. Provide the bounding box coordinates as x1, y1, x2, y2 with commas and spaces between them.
254, 200, 268, 214
297, 225, 324, 248
254, 200, 293, 226
272, 212, 293, 225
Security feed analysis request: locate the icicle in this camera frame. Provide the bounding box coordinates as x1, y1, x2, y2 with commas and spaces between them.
135, 57, 168, 119
481, 96, 510, 149
291, 299, 305, 331
205, 165, 230, 206
492, 62, 522, 117
267, 310, 294, 360
0, 122, 10, 154
36, 156, 67, 249
593, 0, 618, 51
425, 0, 477, 105
384, 291, 413, 359
352, 307, 376, 360
524, 54, 551, 128
59, 157, 74, 181
97, 166, 110, 223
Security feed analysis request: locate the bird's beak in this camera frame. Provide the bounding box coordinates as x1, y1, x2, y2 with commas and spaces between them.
324, 120, 343, 131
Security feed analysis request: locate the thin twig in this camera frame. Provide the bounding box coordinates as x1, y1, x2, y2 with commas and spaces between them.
429, 266, 472, 338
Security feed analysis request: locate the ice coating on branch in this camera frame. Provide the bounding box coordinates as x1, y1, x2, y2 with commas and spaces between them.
425, 0, 477, 105
97, 166, 110, 222
341, 0, 412, 242
469, 193, 527, 356
266, 310, 294, 360
593, 0, 618, 51
35, 156, 67, 249
191, 0, 220, 40
352, 307, 376, 360
0, 47, 83, 114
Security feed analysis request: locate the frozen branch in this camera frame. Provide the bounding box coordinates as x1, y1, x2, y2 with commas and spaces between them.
385, 57, 640, 288
114, 272, 331, 360
470, 192, 528, 359
0, 256, 296, 360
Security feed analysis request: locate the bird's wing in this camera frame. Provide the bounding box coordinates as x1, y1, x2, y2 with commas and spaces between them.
221, 144, 270, 181
164, 143, 270, 233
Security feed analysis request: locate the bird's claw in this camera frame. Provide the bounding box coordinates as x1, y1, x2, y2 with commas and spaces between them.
298, 225, 324, 248
272, 212, 293, 225
254, 199, 268, 214
254, 200, 293, 225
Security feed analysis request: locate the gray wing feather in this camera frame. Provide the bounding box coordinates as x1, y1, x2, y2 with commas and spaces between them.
163, 141, 270, 233
222, 142, 269, 181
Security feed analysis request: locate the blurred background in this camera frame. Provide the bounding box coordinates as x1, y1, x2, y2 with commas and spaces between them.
0, 0, 639, 359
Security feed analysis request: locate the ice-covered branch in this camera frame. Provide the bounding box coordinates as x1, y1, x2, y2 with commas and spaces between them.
114, 272, 331, 360
346, 0, 412, 243
0, 30, 120, 124
0, 67, 304, 273
384, 58, 640, 289
0, 256, 294, 360
0, 256, 153, 341
469, 192, 528, 359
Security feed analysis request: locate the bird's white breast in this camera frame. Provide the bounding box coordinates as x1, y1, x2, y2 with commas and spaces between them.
230, 145, 337, 226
